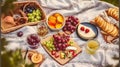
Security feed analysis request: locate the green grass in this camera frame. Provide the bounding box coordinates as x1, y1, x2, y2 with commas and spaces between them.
101, 0, 119, 6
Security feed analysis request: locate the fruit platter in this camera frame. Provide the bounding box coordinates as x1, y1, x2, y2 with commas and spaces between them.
1, 1, 46, 33
41, 32, 82, 65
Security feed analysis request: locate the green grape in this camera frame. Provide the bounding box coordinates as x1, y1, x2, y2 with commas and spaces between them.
36, 9, 40, 13
28, 13, 32, 16
34, 18, 38, 22
52, 47, 55, 50
36, 16, 40, 19
49, 48, 53, 51
27, 9, 42, 22
31, 19, 34, 22
39, 17, 41, 20
51, 45, 54, 48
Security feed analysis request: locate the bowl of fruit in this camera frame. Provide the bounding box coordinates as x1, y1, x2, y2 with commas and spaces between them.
27, 34, 40, 49
47, 12, 65, 30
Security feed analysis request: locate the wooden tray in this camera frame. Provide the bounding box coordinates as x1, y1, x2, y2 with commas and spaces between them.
41, 33, 82, 65
1, 1, 46, 33
22, 50, 44, 67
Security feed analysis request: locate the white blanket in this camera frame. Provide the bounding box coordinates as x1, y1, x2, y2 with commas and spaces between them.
2, 0, 119, 67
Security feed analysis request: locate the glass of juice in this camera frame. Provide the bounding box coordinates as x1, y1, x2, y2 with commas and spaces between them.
37, 21, 48, 37
85, 40, 100, 54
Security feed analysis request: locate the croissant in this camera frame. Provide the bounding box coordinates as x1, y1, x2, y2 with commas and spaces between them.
106, 7, 119, 21
94, 16, 119, 37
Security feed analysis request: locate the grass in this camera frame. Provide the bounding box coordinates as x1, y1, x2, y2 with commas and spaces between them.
101, 0, 119, 6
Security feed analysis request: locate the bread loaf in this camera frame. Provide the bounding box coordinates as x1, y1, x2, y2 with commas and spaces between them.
94, 16, 119, 37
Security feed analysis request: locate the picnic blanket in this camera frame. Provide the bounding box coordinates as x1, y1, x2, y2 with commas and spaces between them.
2, 0, 119, 67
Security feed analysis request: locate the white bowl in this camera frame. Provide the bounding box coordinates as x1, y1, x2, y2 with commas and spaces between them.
46, 12, 65, 31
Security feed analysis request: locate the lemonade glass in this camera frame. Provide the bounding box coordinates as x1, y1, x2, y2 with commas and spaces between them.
86, 40, 100, 54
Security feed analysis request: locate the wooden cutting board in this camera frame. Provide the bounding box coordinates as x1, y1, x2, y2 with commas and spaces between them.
41, 34, 82, 65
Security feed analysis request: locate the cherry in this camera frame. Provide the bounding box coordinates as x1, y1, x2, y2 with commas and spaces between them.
85, 29, 90, 33
80, 27, 85, 31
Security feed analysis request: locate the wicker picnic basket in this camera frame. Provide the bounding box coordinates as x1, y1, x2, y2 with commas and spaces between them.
1, 1, 46, 33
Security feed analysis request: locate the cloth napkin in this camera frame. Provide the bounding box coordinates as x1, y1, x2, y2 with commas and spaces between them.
2, 0, 119, 67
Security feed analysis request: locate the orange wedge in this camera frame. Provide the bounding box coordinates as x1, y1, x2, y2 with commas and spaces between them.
48, 16, 56, 22
54, 13, 61, 17
55, 23, 62, 29
31, 53, 43, 64
57, 15, 64, 23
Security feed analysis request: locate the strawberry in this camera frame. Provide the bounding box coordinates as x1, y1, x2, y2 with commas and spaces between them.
55, 53, 59, 58
51, 50, 56, 55
69, 50, 75, 55
80, 26, 85, 31
73, 53, 77, 57
85, 29, 89, 33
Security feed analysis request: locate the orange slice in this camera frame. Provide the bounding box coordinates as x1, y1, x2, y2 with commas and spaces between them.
54, 13, 61, 17
31, 53, 43, 64
55, 23, 62, 29
48, 16, 56, 22
48, 21, 56, 26
50, 25, 55, 28
57, 16, 64, 23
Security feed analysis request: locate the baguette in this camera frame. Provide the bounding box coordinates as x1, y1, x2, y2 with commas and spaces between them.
94, 16, 119, 37
106, 7, 119, 21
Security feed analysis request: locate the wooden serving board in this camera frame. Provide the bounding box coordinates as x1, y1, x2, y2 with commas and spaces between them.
22, 50, 44, 67
41, 34, 82, 65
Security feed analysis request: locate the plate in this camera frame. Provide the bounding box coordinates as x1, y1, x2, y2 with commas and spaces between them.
76, 22, 98, 41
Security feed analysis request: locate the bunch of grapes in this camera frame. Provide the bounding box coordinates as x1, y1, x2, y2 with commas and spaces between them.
27, 9, 42, 22
53, 34, 70, 51
63, 16, 79, 33
27, 34, 40, 46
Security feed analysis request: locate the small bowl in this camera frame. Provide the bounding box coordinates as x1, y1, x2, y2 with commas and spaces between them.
46, 12, 65, 31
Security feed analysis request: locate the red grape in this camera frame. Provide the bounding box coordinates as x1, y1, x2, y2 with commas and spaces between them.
17, 31, 23, 37
63, 16, 79, 34
30, 34, 38, 39
63, 27, 67, 31
56, 47, 60, 51
27, 34, 40, 45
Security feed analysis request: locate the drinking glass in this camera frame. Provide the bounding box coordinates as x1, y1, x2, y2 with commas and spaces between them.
37, 21, 48, 37
85, 40, 100, 54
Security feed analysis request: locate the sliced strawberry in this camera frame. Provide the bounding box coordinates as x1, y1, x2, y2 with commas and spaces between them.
51, 50, 56, 55
73, 53, 77, 57
85, 29, 90, 33
80, 26, 85, 31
